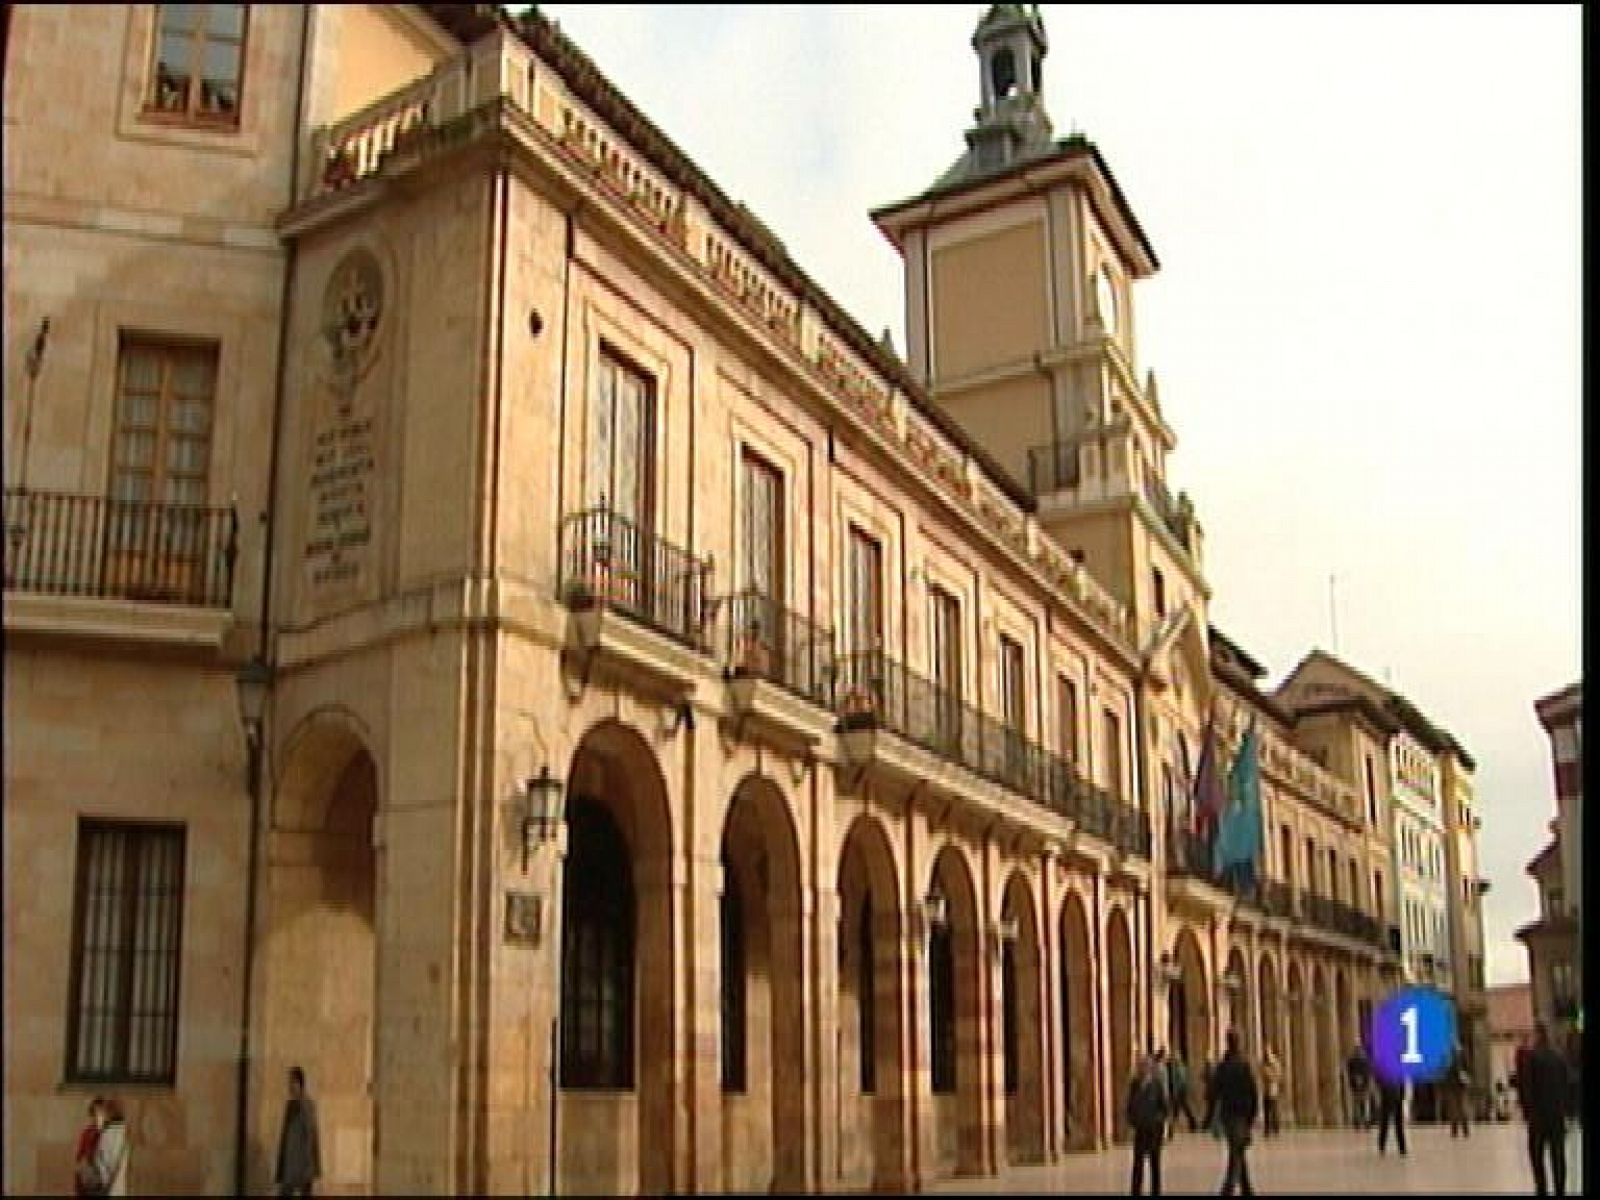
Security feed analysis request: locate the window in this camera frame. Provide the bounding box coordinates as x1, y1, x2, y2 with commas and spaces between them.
999, 635, 1029, 787
1281, 826, 1293, 886
929, 918, 956, 1093
147, 4, 247, 126
1102, 708, 1123, 801
738, 449, 785, 672
1364, 755, 1377, 825
110, 337, 219, 600
1328, 847, 1339, 901
929, 585, 963, 750
739, 448, 784, 604
1056, 675, 1078, 764
67, 821, 186, 1084
845, 527, 883, 659
589, 348, 655, 530
1305, 836, 1317, 894
1152, 567, 1167, 618
561, 799, 634, 1088
720, 881, 746, 1091
114, 337, 216, 509
1373, 869, 1385, 919
1349, 859, 1361, 911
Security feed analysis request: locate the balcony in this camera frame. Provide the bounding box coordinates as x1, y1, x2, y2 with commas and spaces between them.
4, 489, 238, 647
5, 488, 237, 607
1164, 824, 1236, 918
558, 506, 713, 695
719, 589, 836, 753
832, 651, 1149, 861
1299, 890, 1388, 951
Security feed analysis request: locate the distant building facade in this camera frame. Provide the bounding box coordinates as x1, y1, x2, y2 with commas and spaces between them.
1518, 681, 1581, 1055
7, 4, 1433, 1194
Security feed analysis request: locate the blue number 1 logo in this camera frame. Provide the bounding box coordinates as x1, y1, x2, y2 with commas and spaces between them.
1371, 987, 1455, 1085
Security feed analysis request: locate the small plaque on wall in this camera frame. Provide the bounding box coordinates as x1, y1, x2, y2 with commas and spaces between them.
505, 891, 543, 944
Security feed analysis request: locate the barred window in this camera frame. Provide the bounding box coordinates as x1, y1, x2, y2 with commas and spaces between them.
67, 821, 187, 1084
560, 798, 634, 1088
147, 4, 248, 126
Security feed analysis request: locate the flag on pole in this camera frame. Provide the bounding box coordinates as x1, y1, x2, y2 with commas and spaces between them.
1191, 710, 1226, 843
1213, 717, 1263, 889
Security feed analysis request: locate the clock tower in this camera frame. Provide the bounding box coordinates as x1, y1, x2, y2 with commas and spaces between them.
872, 4, 1210, 674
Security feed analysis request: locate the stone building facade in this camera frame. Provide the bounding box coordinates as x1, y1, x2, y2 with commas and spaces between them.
1520, 681, 1581, 1051
7, 5, 1414, 1194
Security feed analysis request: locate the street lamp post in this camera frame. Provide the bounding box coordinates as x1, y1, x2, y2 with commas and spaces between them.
232, 657, 271, 1198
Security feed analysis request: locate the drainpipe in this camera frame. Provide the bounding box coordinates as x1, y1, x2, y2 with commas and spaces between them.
234, 5, 310, 1194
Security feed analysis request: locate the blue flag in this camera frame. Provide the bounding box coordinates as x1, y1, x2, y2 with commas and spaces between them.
1212, 718, 1263, 884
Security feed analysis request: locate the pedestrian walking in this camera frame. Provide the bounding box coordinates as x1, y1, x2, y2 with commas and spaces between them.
274, 1066, 322, 1198
1374, 1071, 1407, 1156
1259, 1047, 1282, 1138
1344, 1042, 1371, 1127
1202, 1029, 1258, 1196
1199, 1057, 1221, 1138
1519, 1022, 1572, 1197
1167, 1054, 1197, 1136
88, 1097, 130, 1196
72, 1097, 106, 1196
1127, 1052, 1170, 1196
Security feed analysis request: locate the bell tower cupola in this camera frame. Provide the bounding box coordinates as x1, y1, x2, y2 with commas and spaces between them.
968, 4, 1053, 175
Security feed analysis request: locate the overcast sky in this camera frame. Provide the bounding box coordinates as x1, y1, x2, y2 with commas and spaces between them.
535, 4, 1581, 987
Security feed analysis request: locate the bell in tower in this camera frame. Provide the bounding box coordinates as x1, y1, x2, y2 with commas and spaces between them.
968, 4, 1053, 176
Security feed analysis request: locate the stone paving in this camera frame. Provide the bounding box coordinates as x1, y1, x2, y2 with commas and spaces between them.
921, 1120, 1586, 1195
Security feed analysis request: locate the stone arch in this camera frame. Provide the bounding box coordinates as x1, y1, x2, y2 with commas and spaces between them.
1058, 886, 1098, 1151
559, 719, 675, 1195
835, 813, 905, 1191
1169, 924, 1210, 1071
257, 712, 378, 1194
719, 773, 805, 1192
1105, 905, 1134, 1142
1000, 869, 1044, 1165
927, 840, 983, 1177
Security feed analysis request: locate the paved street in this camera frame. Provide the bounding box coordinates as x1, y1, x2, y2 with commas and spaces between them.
923, 1121, 1585, 1195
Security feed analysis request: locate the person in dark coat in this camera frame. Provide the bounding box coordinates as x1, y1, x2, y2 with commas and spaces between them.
1202, 1029, 1258, 1196
1520, 1023, 1572, 1196
274, 1066, 322, 1198
1374, 1069, 1407, 1156
1127, 1052, 1170, 1195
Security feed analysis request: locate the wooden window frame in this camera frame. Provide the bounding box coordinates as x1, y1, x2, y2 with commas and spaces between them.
112, 335, 218, 508
142, 4, 249, 130
1056, 674, 1078, 765
65, 820, 187, 1086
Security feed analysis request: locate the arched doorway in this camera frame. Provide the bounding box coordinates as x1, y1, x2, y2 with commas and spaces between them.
927, 843, 983, 1177
259, 713, 378, 1195
559, 721, 674, 1195
719, 774, 804, 1192
835, 815, 905, 1191
1059, 889, 1098, 1151
1105, 906, 1134, 1143
1334, 969, 1354, 1124
1169, 925, 1210, 1074
1000, 871, 1044, 1165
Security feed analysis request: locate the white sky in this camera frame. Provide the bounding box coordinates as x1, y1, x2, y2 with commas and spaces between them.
534, 4, 1582, 988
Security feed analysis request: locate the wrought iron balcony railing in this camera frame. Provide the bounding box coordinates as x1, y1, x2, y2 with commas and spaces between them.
834, 649, 1150, 859
3, 488, 237, 609
559, 506, 714, 651
720, 589, 835, 710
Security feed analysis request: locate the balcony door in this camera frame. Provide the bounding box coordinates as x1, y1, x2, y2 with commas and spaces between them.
998, 634, 1028, 787
928, 585, 962, 754
108, 337, 216, 602
738, 449, 785, 677
589, 348, 656, 616
842, 527, 884, 716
